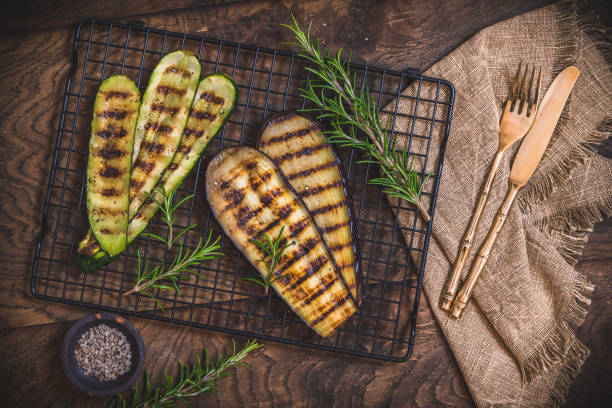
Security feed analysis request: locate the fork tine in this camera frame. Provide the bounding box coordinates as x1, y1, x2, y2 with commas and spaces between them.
534, 67, 542, 105
526, 66, 536, 116
510, 62, 522, 102
517, 63, 529, 113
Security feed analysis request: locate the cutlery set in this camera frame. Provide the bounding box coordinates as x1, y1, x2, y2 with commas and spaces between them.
441, 64, 580, 318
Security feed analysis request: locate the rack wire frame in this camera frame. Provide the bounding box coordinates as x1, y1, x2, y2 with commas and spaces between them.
30, 19, 454, 362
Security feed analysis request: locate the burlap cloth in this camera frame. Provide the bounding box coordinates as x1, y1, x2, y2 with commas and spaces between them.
384, 1, 611, 406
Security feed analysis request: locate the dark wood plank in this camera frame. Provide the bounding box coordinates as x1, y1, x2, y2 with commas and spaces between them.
0, 0, 609, 407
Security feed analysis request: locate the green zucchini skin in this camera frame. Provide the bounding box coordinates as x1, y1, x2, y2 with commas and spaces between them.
87, 75, 140, 256
75, 73, 237, 271
128, 73, 237, 242
128, 49, 202, 219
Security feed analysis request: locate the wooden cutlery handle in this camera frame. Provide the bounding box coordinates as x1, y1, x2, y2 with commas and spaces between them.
450, 182, 521, 318
441, 149, 505, 311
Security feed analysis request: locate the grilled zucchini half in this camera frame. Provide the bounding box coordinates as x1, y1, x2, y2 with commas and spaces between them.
257, 112, 361, 301
75, 73, 236, 272
206, 146, 357, 337
128, 73, 237, 242
87, 75, 140, 256
128, 49, 201, 218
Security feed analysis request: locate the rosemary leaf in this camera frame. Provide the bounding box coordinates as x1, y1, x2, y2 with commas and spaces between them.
109, 340, 263, 408
283, 16, 431, 222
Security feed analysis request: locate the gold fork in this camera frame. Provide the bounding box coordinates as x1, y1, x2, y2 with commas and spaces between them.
440, 63, 541, 312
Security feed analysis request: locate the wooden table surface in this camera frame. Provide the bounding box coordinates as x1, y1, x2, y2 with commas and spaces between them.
1, 1, 610, 406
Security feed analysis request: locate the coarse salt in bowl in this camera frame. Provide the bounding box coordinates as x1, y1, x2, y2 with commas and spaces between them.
61, 313, 145, 397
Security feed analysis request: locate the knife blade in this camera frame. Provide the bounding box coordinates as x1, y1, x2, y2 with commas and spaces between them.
510, 66, 580, 186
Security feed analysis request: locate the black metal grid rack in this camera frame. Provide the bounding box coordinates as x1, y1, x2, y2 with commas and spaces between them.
31, 19, 454, 362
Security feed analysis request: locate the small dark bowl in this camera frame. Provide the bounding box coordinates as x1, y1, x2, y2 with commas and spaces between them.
61, 313, 145, 397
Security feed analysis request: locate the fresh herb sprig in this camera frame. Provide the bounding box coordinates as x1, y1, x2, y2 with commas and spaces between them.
243, 226, 295, 295
283, 16, 431, 222
123, 231, 222, 309
124, 180, 223, 308
142, 186, 196, 249
109, 340, 263, 408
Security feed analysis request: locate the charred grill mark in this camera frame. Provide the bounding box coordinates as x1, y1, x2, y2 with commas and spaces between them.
277, 204, 294, 220
134, 160, 154, 174
236, 206, 262, 227
289, 218, 309, 238
276, 237, 319, 276
130, 179, 144, 191
219, 181, 230, 190
310, 200, 347, 216
246, 162, 257, 170
94, 207, 126, 216
157, 85, 187, 96
101, 188, 121, 197
259, 218, 281, 236
310, 296, 350, 326
99, 228, 117, 235
285, 255, 327, 292
321, 220, 351, 234
299, 180, 342, 198
302, 276, 339, 306
190, 110, 217, 121
200, 92, 225, 105
164, 65, 192, 77
260, 187, 282, 206
329, 242, 352, 252
286, 160, 337, 180
97, 127, 127, 139
151, 103, 180, 116
103, 91, 130, 100
220, 189, 245, 213
259, 125, 317, 148
182, 128, 204, 138
99, 166, 122, 178
250, 172, 272, 189
95, 147, 126, 159
167, 162, 179, 171
178, 144, 192, 155
144, 122, 172, 134
97, 109, 130, 120
276, 143, 327, 164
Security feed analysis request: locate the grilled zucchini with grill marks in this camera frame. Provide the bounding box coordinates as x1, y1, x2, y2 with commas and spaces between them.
128, 49, 201, 218
87, 75, 140, 256
75, 73, 236, 272
258, 112, 361, 301
206, 146, 357, 337
128, 73, 237, 242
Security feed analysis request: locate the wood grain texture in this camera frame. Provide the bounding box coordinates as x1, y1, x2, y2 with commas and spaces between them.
0, 0, 609, 406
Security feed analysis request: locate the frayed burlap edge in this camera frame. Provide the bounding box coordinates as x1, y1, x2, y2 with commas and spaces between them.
514, 3, 610, 401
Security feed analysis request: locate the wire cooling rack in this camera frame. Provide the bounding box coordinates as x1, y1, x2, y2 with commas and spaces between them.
31, 19, 454, 362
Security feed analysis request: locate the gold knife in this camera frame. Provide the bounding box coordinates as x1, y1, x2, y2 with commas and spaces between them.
450, 66, 580, 318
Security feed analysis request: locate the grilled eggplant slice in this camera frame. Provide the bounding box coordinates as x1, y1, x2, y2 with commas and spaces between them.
128, 73, 237, 242
87, 75, 140, 256
75, 73, 236, 272
128, 49, 201, 218
257, 112, 360, 300
206, 146, 357, 337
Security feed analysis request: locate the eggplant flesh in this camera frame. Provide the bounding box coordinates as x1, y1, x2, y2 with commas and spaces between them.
206, 146, 357, 337
87, 75, 140, 256
257, 112, 360, 300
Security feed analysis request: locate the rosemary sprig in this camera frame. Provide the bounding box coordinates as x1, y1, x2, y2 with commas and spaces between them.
109, 340, 263, 408
243, 226, 295, 295
124, 231, 222, 307
283, 16, 432, 222
142, 185, 196, 249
